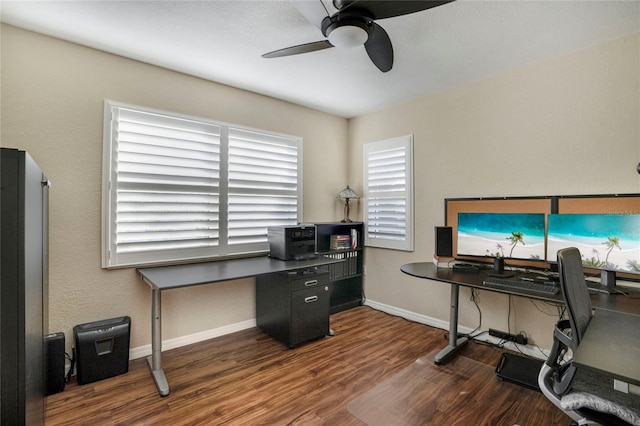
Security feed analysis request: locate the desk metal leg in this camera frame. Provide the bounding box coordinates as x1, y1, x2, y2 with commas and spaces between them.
147, 287, 169, 397
434, 283, 468, 364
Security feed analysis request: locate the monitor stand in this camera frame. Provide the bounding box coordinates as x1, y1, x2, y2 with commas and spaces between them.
595, 270, 627, 295
486, 257, 514, 278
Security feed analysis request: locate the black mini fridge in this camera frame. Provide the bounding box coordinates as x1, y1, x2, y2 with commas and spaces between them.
1, 148, 49, 425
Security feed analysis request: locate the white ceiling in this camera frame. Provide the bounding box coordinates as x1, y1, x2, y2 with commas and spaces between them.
1, 0, 639, 118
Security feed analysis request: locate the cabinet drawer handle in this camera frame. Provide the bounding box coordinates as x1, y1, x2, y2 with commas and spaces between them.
304, 296, 318, 303
304, 280, 318, 287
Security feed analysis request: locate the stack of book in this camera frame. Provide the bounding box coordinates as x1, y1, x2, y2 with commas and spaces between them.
330, 234, 352, 250
433, 254, 455, 268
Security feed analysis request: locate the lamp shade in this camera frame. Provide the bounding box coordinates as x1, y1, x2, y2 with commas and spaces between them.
337, 185, 359, 199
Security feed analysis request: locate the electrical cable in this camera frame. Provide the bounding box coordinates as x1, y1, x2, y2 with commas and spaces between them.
437, 288, 484, 342
461, 288, 483, 338
528, 298, 562, 316
532, 342, 549, 359
65, 348, 76, 383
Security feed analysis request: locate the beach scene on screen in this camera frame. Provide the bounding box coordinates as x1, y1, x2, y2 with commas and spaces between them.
457, 213, 546, 260
547, 213, 640, 274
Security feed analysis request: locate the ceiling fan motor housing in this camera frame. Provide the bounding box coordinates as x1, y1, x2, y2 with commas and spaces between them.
263, 0, 455, 72
322, 16, 371, 48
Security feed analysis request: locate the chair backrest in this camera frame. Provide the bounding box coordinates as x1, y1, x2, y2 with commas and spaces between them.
557, 247, 593, 350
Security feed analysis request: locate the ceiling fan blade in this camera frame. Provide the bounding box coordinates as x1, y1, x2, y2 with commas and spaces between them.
340, 0, 455, 20
262, 40, 333, 59
332, 0, 356, 10
292, 0, 329, 30
364, 22, 393, 72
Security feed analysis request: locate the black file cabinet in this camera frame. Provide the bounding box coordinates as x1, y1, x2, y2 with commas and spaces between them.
256, 267, 330, 348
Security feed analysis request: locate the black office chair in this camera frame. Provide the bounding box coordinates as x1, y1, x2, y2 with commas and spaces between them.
538, 247, 640, 426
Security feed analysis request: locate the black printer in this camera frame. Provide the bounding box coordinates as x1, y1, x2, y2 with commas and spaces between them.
268, 225, 316, 260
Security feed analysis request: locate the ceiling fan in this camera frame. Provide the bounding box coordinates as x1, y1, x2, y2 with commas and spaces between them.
262, 0, 455, 73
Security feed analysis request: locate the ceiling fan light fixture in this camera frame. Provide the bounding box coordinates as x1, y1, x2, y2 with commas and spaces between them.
268, 0, 454, 71
328, 24, 368, 48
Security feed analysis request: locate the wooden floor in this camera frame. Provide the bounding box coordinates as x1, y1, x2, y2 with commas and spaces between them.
45, 306, 569, 425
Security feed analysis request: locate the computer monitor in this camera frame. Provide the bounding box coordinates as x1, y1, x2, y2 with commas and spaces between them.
457, 212, 546, 268
546, 214, 640, 285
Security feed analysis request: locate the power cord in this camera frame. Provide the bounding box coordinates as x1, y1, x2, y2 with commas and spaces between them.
65, 348, 76, 383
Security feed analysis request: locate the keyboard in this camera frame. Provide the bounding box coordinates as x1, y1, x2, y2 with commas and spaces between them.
483, 276, 560, 295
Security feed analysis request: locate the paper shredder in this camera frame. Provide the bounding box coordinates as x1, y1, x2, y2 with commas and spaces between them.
73, 316, 131, 385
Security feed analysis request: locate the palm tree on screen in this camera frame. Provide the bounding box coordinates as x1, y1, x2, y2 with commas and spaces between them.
506, 231, 525, 257
603, 236, 621, 266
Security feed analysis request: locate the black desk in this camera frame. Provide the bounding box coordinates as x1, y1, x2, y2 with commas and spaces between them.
400, 262, 640, 365
138, 255, 342, 397
401, 262, 563, 364
573, 308, 640, 388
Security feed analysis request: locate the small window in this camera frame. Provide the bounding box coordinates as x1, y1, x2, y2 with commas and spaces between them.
363, 135, 414, 251
102, 101, 302, 268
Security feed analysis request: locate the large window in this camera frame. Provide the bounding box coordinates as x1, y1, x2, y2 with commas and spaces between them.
102, 101, 302, 268
363, 135, 414, 251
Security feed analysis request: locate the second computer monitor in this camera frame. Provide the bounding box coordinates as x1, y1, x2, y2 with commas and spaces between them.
546, 213, 640, 275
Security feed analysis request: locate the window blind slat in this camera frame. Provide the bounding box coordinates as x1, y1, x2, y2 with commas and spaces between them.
103, 101, 302, 268
363, 136, 413, 251
113, 107, 221, 259
227, 128, 300, 246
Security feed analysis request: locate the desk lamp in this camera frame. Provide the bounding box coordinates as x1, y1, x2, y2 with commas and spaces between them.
337, 185, 359, 223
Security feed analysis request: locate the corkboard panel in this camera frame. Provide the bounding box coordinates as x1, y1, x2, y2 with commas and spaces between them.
558, 195, 640, 215
444, 194, 640, 273
445, 198, 552, 268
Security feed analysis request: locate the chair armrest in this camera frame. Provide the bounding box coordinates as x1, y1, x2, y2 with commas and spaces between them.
554, 319, 574, 352
546, 319, 577, 396
546, 319, 571, 366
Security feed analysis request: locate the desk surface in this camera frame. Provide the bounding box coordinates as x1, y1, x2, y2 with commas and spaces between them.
401, 262, 640, 315
138, 255, 341, 290
573, 308, 640, 386
400, 262, 562, 303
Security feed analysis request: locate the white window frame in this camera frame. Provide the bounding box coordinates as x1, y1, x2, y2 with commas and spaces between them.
363, 135, 414, 251
102, 100, 302, 268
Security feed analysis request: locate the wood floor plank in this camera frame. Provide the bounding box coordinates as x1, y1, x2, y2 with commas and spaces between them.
45, 306, 569, 425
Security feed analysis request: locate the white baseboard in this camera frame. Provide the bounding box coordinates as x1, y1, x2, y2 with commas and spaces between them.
127, 301, 549, 363
364, 299, 455, 332
129, 318, 257, 360
364, 299, 549, 360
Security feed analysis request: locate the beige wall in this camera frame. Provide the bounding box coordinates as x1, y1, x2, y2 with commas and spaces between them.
348, 33, 640, 349
2, 23, 639, 357
1, 24, 349, 353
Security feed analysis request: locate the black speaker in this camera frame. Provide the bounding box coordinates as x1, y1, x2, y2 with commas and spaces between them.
74, 316, 131, 385
44, 332, 65, 396
435, 226, 453, 257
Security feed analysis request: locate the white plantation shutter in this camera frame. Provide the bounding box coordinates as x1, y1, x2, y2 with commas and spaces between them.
363, 135, 414, 251
102, 101, 302, 268
104, 105, 221, 267
228, 128, 300, 248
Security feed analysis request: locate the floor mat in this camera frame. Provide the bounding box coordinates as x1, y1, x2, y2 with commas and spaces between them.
347, 351, 535, 425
